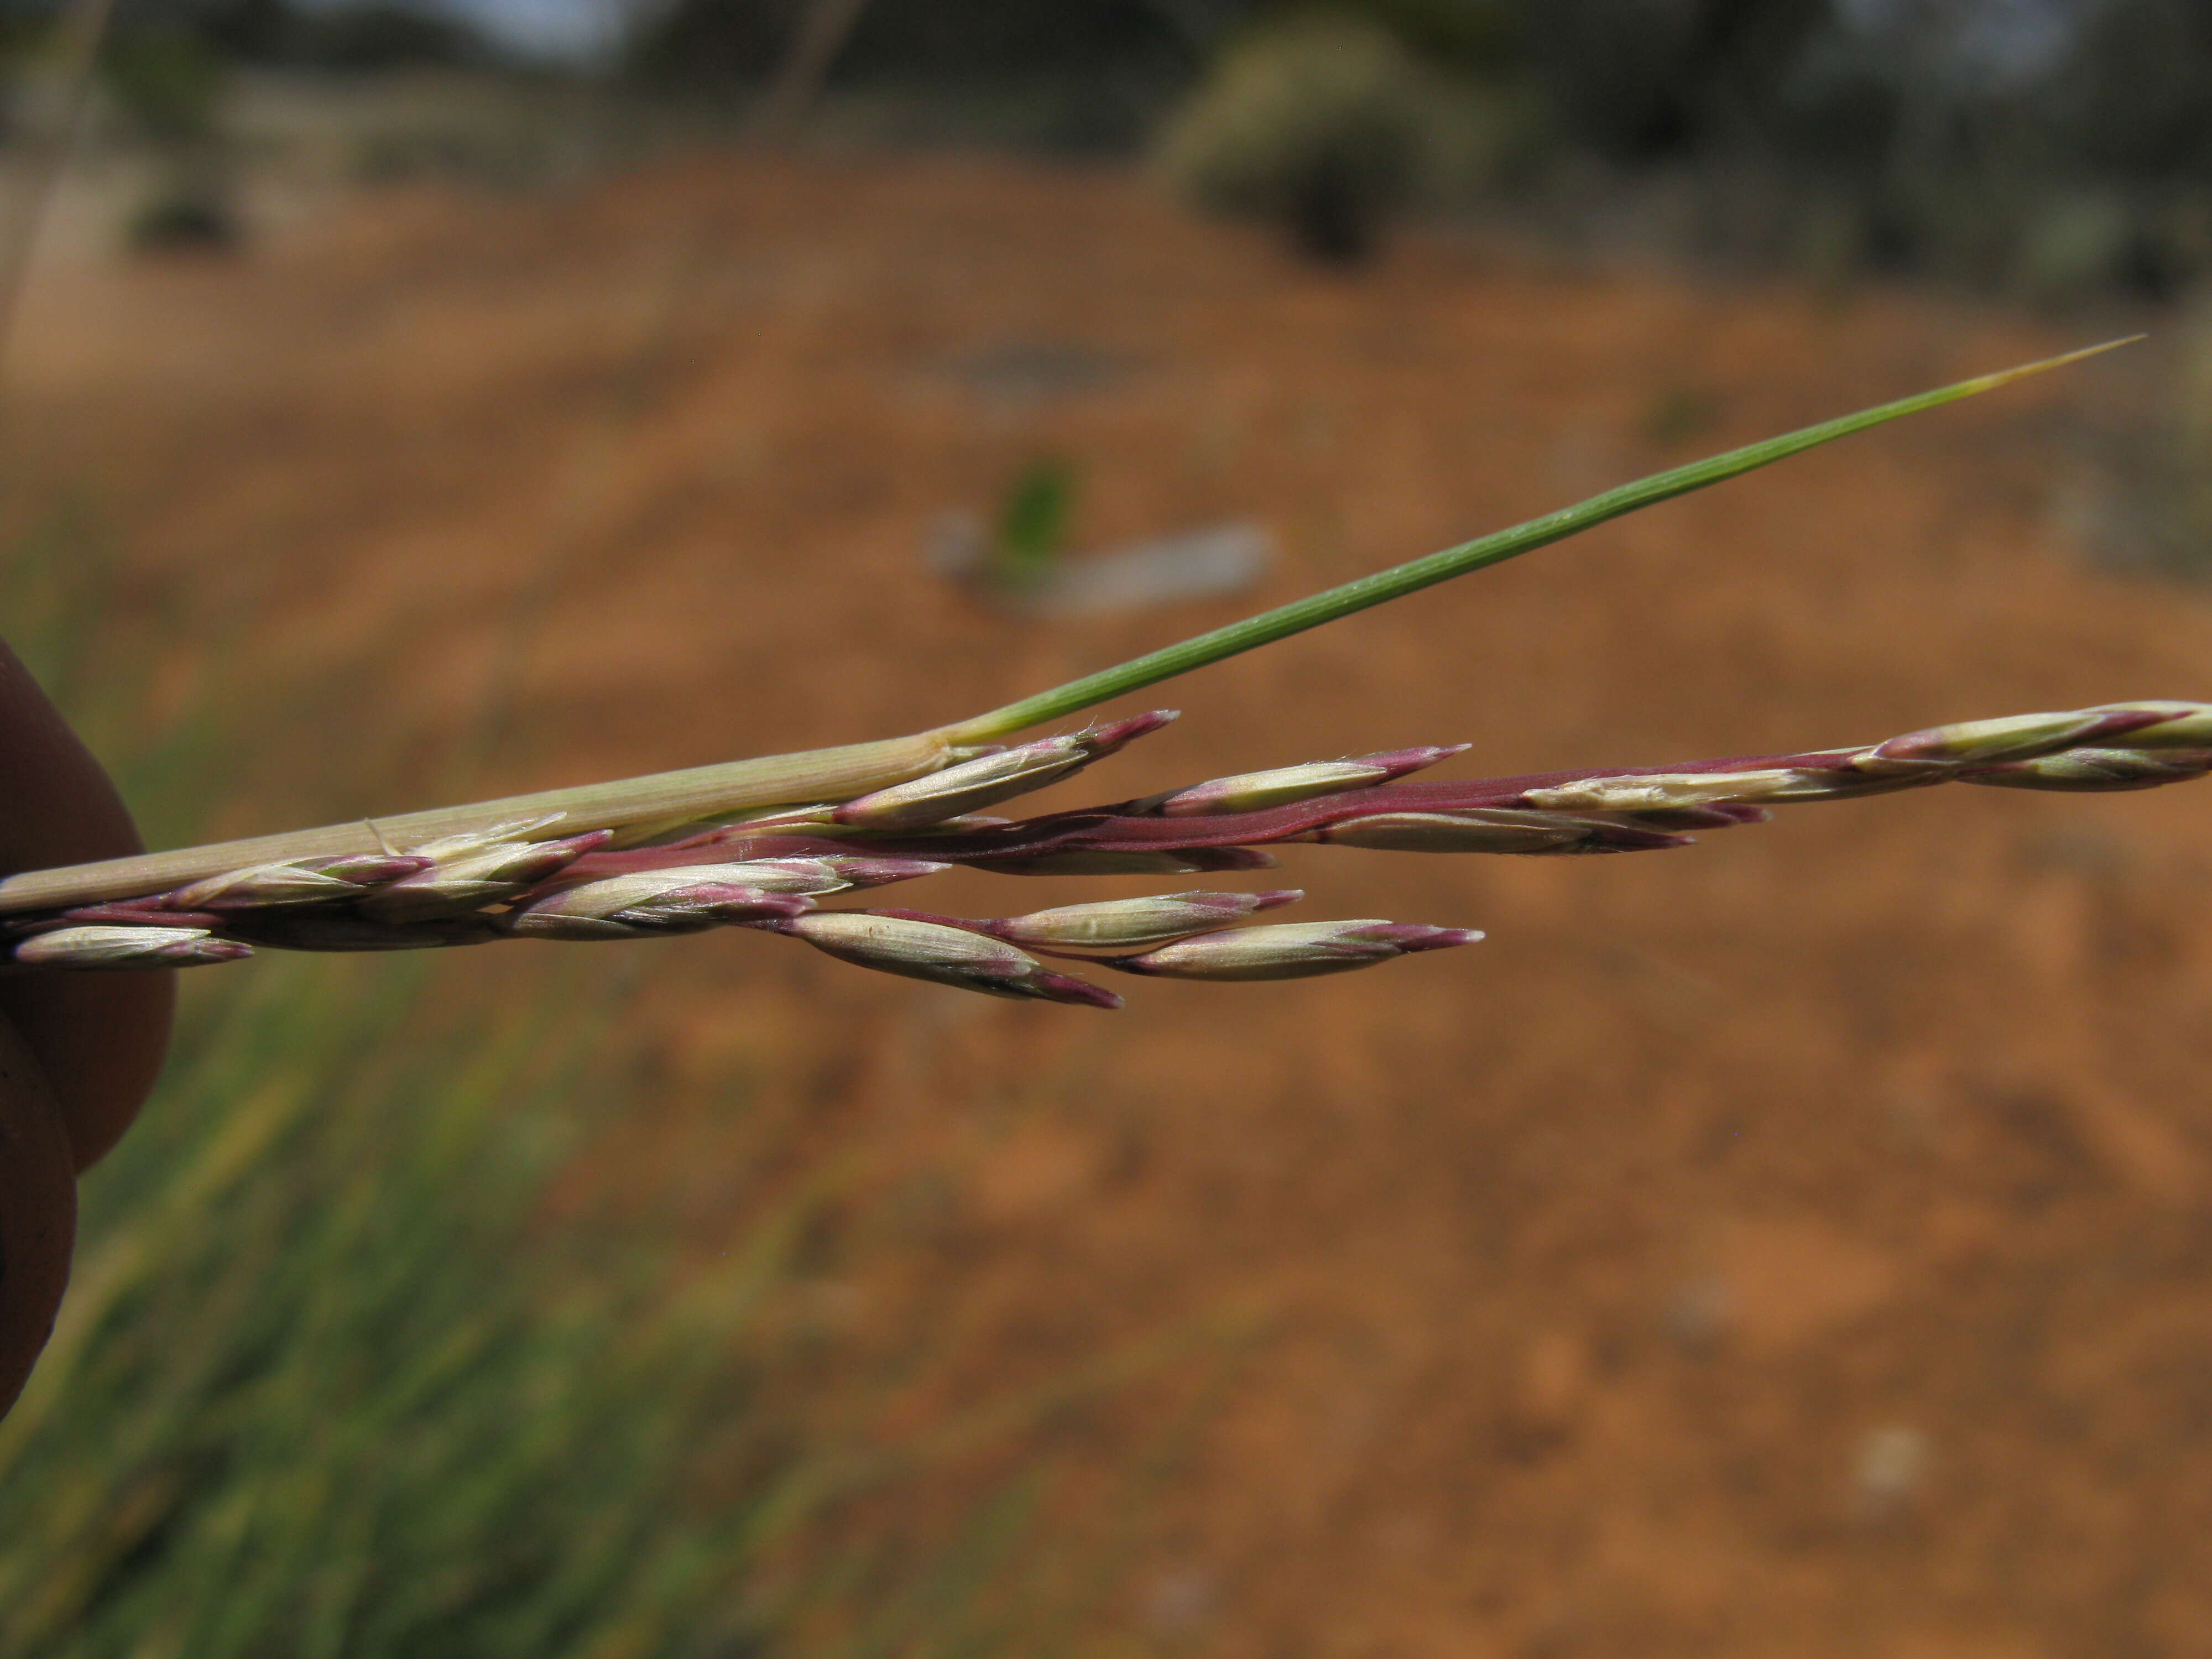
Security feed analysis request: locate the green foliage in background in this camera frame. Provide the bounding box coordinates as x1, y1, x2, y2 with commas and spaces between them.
0, 953, 797, 1658
103, 26, 228, 145
85, 0, 2212, 298
1515, 0, 2212, 300
1253, 0, 1526, 72
992, 455, 1077, 588
128, 0, 492, 74
624, 0, 1190, 89
99, 21, 245, 252
1155, 8, 1538, 262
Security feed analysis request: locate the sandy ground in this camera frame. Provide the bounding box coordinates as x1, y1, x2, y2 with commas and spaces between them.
11, 149, 2212, 1656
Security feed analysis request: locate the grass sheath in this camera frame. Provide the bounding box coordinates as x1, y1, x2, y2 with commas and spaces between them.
2, 340, 2185, 1008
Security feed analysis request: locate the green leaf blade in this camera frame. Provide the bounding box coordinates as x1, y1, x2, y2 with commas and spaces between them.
946, 338, 2137, 743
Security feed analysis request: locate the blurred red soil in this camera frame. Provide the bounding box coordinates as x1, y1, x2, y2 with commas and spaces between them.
13, 151, 2212, 1656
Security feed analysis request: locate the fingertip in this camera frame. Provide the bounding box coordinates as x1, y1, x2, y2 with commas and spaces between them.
0, 972, 175, 1171
0, 639, 175, 1171
0, 1013, 76, 1420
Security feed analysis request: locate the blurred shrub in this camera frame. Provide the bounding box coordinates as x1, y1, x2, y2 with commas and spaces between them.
1525, 0, 1832, 160
98, 24, 246, 256
103, 27, 227, 145
628, 0, 1193, 86
623, 0, 1202, 148
1510, 0, 2212, 300
993, 453, 1078, 588
125, 184, 240, 251
2048, 0, 2212, 181
625, 0, 1201, 143
1333, 0, 1527, 69
1157, 9, 1536, 262
134, 0, 492, 73
281, 2, 493, 71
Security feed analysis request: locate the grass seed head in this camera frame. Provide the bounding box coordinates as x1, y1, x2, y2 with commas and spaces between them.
506, 873, 813, 940
358, 832, 611, 923
832, 711, 1176, 831
813, 855, 954, 888
2115, 702, 2212, 748
159, 853, 431, 911
566, 860, 855, 898
1312, 808, 1690, 854
13, 925, 253, 969
990, 889, 1303, 949
1861, 707, 2156, 771
1105, 919, 1480, 981
1523, 768, 1829, 811
1145, 745, 1467, 816
780, 911, 1121, 1006
1959, 746, 2212, 790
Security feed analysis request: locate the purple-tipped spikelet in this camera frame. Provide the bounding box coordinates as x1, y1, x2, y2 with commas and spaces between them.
771, 911, 1122, 1007
13, 925, 254, 969
554, 842, 953, 888
2123, 705, 2212, 747
1961, 747, 2212, 790
1302, 808, 1693, 855
1861, 706, 2178, 772
1517, 769, 1837, 811
812, 854, 958, 888
984, 888, 1304, 950
869, 890, 1303, 952
1138, 745, 1468, 817
505, 871, 813, 941
358, 831, 611, 923
1103, 919, 1480, 982
832, 711, 1177, 831
535, 858, 854, 899
156, 852, 432, 911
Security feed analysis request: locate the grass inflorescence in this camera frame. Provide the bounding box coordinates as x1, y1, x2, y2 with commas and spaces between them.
0, 342, 2193, 1015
